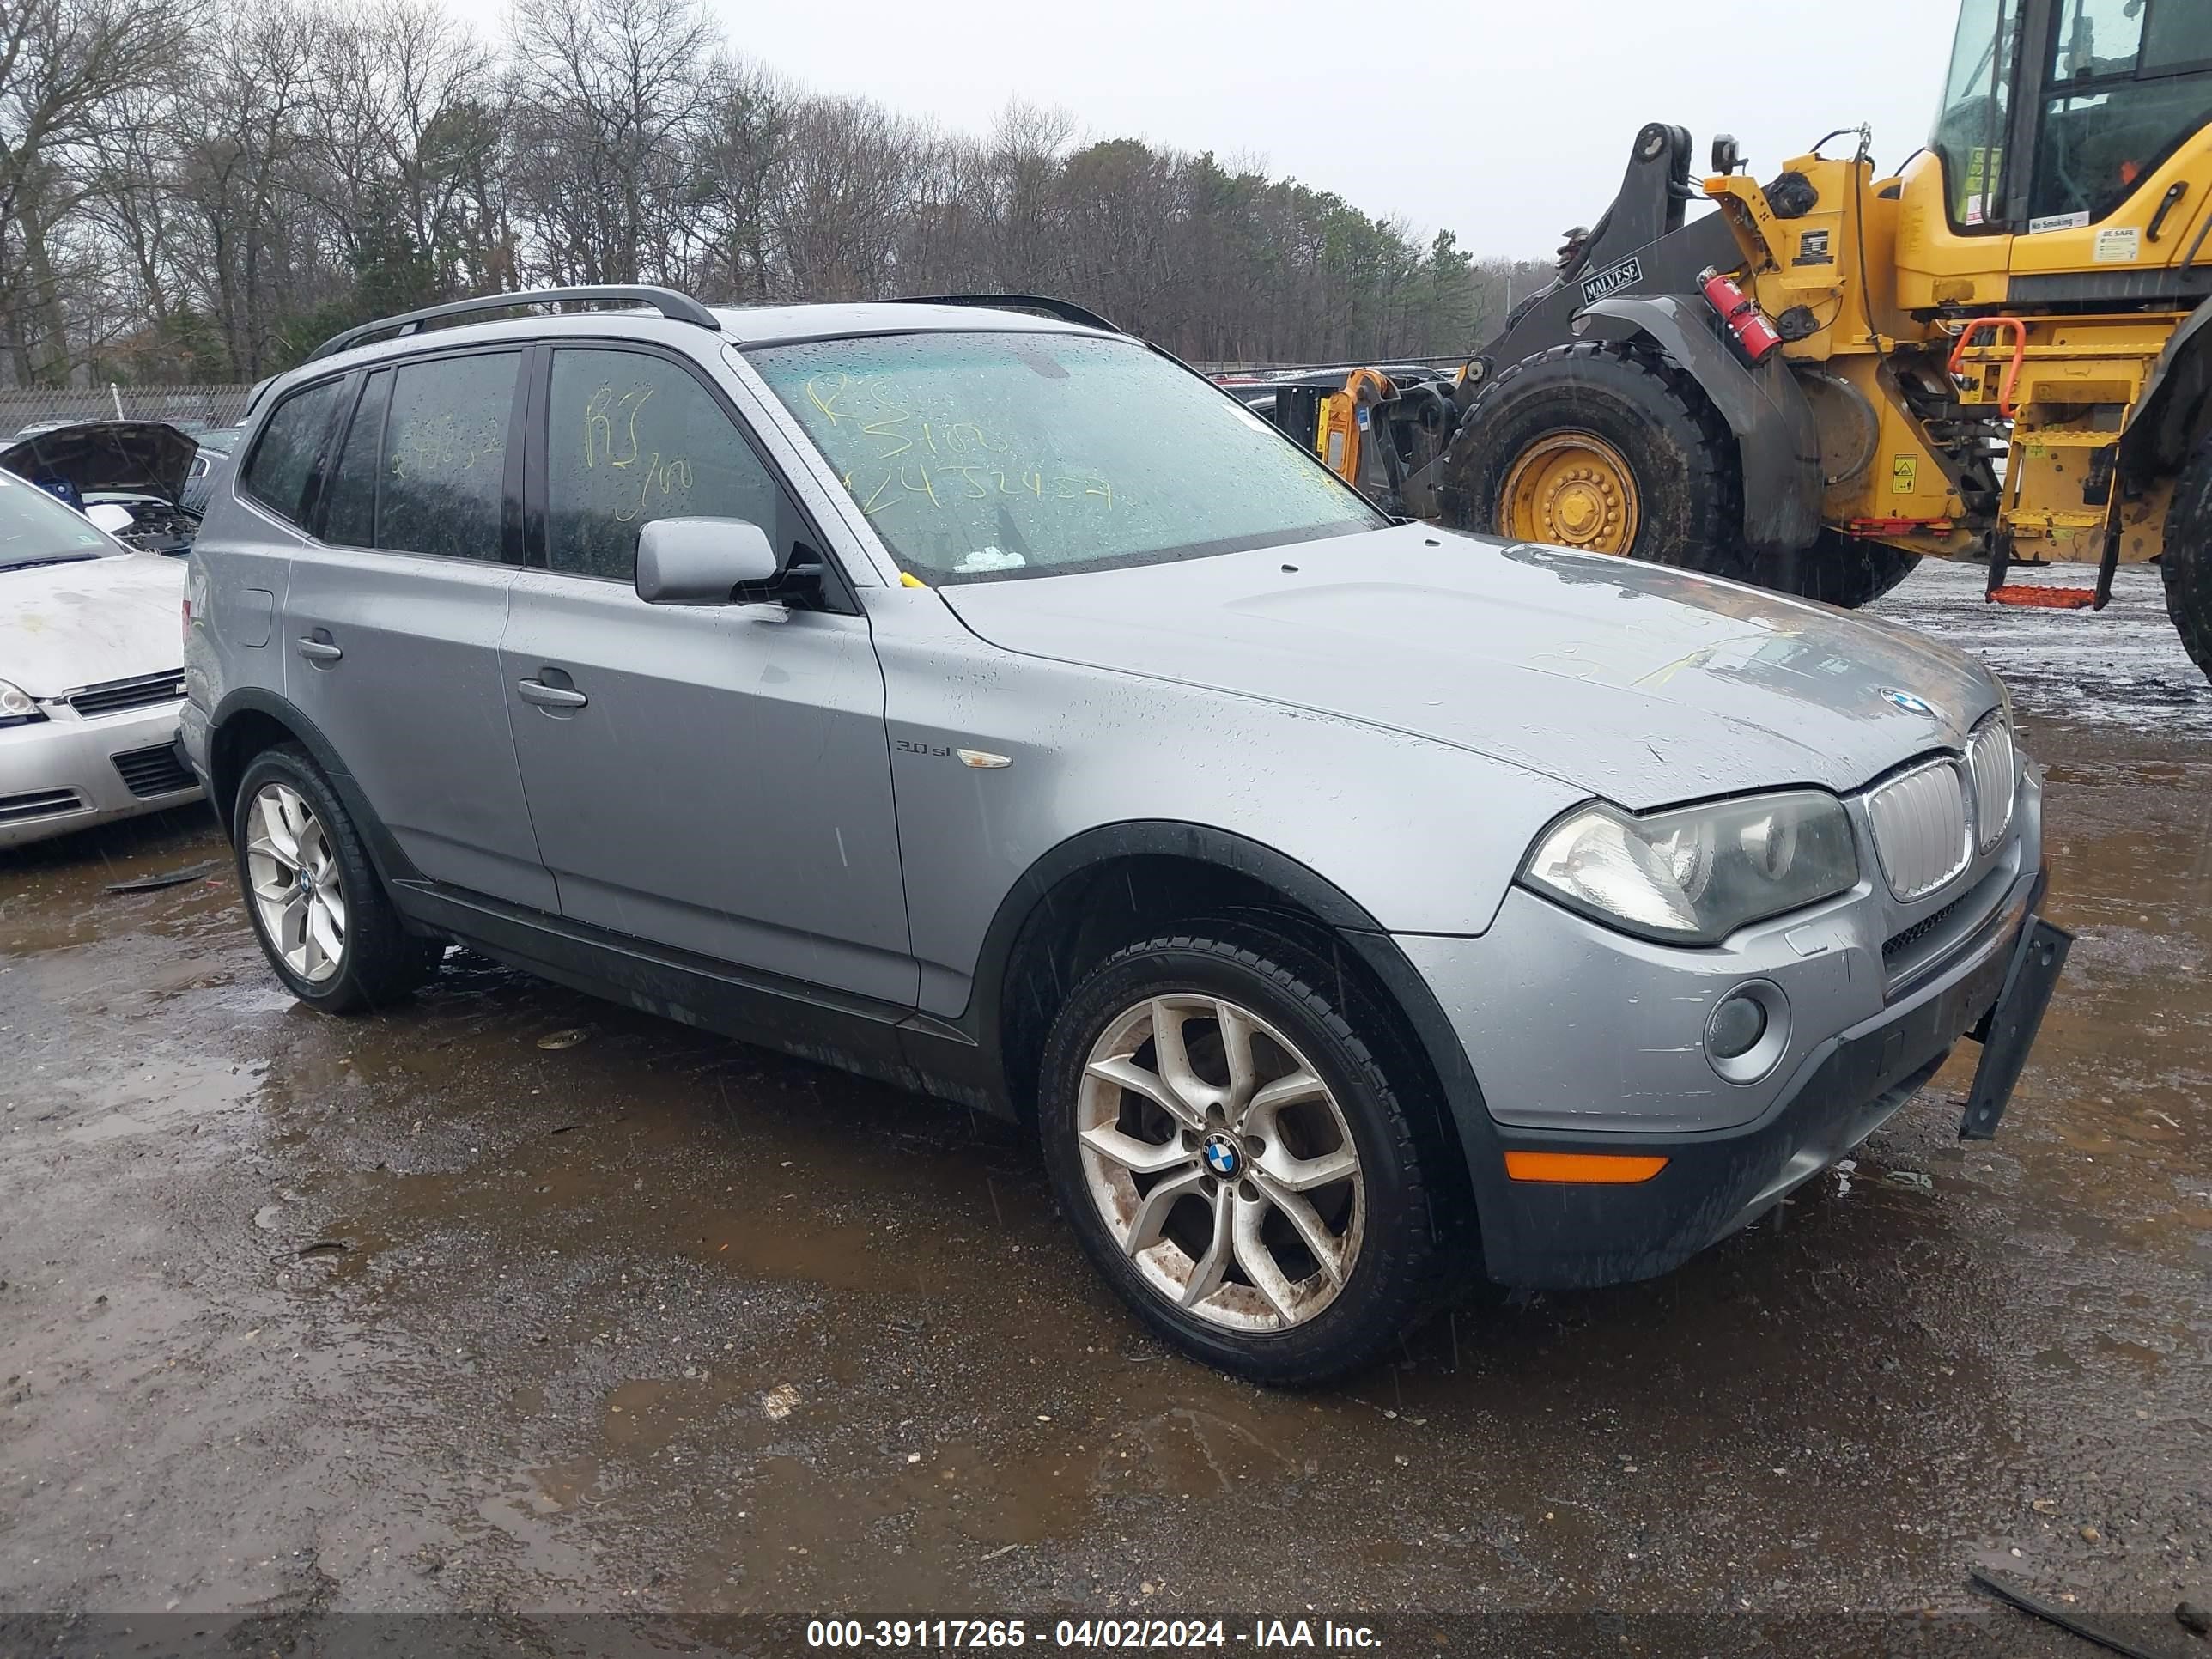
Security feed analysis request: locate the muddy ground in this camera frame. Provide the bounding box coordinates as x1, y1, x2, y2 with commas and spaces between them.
2, 561, 2208, 1656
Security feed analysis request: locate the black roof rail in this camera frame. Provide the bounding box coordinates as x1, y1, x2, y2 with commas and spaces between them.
900, 294, 1121, 333
307, 285, 721, 362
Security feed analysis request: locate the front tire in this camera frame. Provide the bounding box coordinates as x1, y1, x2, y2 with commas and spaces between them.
1441, 340, 1746, 576
2161, 435, 2212, 684
234, 744, 435, 1012
1038, 929, 1443, 1386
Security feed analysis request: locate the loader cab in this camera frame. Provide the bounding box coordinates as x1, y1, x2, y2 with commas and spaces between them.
1932, 0, 2212, 234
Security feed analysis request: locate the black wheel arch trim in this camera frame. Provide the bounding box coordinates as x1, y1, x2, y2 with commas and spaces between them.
206, 686, 424, 890
957, 819, 1507, 1233
960, 819, 1391, 1039
1333, 927, 1513, 1272
2122, 289, 2212, 485
1574, 292, 1824, 554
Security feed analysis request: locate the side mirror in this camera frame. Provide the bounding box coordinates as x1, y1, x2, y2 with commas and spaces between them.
635, 518, 780, 605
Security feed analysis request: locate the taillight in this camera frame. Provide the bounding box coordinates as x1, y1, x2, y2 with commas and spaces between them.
182, 593, 192, 647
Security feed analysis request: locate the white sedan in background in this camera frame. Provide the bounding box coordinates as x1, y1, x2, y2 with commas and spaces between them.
1, 469, 202, 849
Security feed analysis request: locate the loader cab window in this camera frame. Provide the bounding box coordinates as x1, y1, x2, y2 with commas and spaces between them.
2030, 0, 2212, 222
1934, 0, 2023, 228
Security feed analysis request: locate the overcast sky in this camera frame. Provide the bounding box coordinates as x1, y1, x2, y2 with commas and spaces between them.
444, 0, 1955, 258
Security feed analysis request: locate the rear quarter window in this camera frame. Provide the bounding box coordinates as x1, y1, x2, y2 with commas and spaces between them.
240, 378, 348, 526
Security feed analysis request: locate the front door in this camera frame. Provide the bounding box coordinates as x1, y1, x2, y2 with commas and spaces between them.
272, 349, 554, 911
499, 343, 912, 1005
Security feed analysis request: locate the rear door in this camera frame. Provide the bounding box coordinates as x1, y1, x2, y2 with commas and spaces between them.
276, 347, 554, 910
499, 342, 912, 1004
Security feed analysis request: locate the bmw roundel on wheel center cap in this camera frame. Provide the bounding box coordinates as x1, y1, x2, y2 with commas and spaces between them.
1202, 1134, 1242, 1178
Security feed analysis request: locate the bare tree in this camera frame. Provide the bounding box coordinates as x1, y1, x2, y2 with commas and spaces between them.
296, 0, 494, 271
506, 0, 719, 286
168, 0, 335, 378
80, 79, 191, 371
679, 58, 788, 302
982, 100, 1072, 291
771, 94, 924, 301
15, 0, 1504, 384
0, 0, 203, 380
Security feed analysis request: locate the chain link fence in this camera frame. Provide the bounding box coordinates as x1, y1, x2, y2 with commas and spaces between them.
0, 384, 255, 438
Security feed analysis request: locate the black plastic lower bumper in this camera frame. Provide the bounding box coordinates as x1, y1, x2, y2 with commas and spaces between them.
1474, 905, 2073, 1291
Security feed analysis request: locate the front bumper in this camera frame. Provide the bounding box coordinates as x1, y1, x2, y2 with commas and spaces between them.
0, 701, 204, 849
1393, 769, 2066, 1291
1468, 890, 2063, 1288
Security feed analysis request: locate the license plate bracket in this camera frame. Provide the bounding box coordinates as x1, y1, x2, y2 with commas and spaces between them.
1958, 916, 2073, 1140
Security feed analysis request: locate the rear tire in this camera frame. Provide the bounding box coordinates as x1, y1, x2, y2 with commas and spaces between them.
2161, 437, 2212, 684
1442, 340, 1747, 578
1744, 531, 1922, 610
233, 744, 435, 1013
1038, 928, 1445, 1387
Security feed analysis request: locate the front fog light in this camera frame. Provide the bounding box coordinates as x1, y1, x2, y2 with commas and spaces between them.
1705, 981, 1790, 1083
1707, 992, 1767, 1060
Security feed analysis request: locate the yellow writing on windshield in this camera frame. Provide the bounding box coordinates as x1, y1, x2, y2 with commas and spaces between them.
805, 375, 1110, 519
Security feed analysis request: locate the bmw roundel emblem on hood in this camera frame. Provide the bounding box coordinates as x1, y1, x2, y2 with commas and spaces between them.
1881, 688, 1938, 718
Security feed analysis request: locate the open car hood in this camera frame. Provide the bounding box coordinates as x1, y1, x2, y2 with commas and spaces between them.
0, 422, 198, 505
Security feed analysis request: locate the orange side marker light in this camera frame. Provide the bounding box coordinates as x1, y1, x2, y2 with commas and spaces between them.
1504, 1151, 1670, 1184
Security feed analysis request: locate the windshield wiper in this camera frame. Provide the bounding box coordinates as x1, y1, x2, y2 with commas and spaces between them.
0, 554, 100, 572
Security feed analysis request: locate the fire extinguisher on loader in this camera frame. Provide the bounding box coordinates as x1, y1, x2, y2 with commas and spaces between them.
1697, 266, 1782, 364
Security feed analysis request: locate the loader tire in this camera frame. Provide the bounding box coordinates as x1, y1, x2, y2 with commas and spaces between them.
2161, 436, 2212, 685
1743, 532, 1921, 610
1441, 341, 1746, 576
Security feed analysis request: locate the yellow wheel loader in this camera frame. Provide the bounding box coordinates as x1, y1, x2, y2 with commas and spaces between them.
1290, 0, 2212, 684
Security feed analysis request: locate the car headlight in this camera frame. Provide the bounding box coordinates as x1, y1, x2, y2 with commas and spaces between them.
1522, 790, 1860, 945
0, 678, 47, 728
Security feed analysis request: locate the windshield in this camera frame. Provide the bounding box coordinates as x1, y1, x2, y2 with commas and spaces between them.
2031, 0, 2212, 222
1932, 0, 2022, 226
0, 474, 118, 570
749, 331, 1384, 584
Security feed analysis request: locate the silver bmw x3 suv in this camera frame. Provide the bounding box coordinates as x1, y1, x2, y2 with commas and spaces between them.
182, 287, 2069, 1384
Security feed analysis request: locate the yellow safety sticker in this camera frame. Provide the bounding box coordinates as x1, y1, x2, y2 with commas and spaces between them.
1892, 455, 1918, 494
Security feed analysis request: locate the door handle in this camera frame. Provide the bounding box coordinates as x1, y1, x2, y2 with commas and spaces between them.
2148, 180, 2189, 242
516, 678, 588, 710
295, 635, 343, 665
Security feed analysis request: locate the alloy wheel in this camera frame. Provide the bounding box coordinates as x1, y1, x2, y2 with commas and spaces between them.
245, 781, 347, 985
1498, 428, 1641, 554
1076, 994, 1365, 1332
